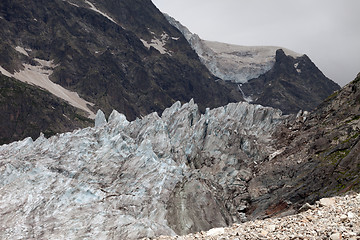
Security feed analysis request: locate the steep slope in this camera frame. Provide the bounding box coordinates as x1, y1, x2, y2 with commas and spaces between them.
165, 14, 340, 114
241, 49, 341, 114
0, 0, 242, 143
0, 74, 93, 145
247, 73, 360, 219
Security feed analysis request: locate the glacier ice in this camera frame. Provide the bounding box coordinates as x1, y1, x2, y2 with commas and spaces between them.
0, 100, 284, 239
164, 14, 302, 84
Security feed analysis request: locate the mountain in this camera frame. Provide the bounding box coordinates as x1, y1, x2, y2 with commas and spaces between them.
165, 14, 341, 114
252, 73, 360, 217
241, 49, 341, 114
0, 74, 92, 145
0, 0, 242, 143
0, 73, 358, 239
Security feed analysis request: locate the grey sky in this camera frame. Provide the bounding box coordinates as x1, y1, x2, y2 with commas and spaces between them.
152, 0, 360, 86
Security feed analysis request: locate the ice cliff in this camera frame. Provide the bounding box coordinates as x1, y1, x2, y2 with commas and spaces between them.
0, 100, 283, 239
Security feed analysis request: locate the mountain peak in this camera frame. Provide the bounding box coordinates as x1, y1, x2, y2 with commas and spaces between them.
164, 13, 340, 114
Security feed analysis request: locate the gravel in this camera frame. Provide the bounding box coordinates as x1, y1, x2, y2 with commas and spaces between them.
147, 193, 360, 240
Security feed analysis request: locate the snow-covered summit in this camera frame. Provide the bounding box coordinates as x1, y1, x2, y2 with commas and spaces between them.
164, 14, 303, 83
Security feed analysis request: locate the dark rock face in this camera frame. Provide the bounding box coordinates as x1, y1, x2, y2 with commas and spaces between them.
166, 177, 232, 235
247, 73, 360, 220
0, 0, 242, 143
0, 74, 92, 145
241, 49, 340, 114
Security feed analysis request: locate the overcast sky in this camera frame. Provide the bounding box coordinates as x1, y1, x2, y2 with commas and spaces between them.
152, 0, 360, 86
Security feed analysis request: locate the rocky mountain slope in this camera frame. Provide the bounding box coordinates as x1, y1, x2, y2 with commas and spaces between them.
0, 0, 242, 143
241, 49, 341, 114
0, 73, 359, 239
255, 73, 360, 212
165, 14, 340, 114
0, 74, 92, 145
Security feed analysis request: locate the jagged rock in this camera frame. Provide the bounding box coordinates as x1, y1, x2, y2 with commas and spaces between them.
241, 49, 340, 114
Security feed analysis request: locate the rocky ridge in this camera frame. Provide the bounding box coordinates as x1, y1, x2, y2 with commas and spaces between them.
148, 193, 360, 240
164, 14, 301, 84
0, 74, 92, 145
241, 49, 341, 114
165, 14, 340, 114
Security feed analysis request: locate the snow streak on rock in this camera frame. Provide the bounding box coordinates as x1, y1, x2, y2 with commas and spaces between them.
0, 56, 95, 119
141, 32, 172, 55
0, 100, 283, 239
14, 46, 30, 56
85, 0, 117, 24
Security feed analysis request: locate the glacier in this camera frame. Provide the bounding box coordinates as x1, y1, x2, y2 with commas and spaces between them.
0, 100, 284, 239
164, 14, 302, 83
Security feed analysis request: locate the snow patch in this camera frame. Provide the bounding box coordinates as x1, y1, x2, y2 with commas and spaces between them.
62, 0, 79, 7
0, 66, 13, 78
0, 59, 96, 119
85, 0, 117, 24
294, 63, 302, 73
15, 46, 29, 57
238, 84, 252, 102
141, 32, 171, 55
